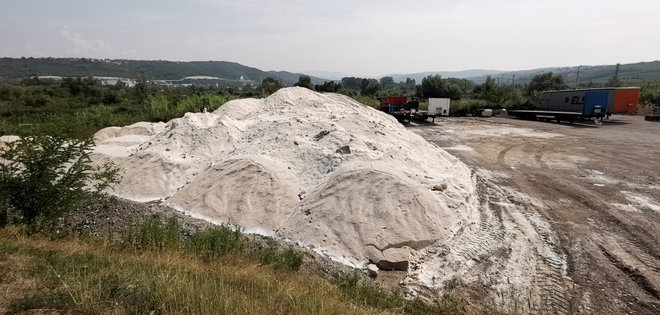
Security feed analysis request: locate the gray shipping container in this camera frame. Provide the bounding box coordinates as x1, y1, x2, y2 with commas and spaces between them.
540, 88, 615, 114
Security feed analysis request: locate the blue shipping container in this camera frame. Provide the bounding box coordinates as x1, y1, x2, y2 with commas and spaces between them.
584, 91, 609, 115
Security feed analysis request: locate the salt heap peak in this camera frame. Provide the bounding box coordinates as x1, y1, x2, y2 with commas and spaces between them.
92, 87, 478, 267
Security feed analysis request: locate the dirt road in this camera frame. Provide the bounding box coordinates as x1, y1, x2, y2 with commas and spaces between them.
408, 115, 660, 314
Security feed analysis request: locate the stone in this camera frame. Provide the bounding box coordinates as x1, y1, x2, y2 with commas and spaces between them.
335, 145, 351, 154
367, 264, 379, 277
376, 247, 410, 271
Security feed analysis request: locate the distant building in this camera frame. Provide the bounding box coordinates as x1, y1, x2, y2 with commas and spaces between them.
94, 76, 137, 87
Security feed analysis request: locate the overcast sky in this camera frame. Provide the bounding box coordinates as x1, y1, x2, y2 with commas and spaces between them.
1, 0, 658, 76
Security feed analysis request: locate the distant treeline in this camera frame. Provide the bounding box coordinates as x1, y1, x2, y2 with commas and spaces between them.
0, 57, 325, 85
2, 70, 658, 140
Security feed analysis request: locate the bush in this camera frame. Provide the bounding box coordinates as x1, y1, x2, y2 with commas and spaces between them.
250, 247, 303, 272
122, 217, 182, 251
187, 225, 244, 261
0, 135, 121, 229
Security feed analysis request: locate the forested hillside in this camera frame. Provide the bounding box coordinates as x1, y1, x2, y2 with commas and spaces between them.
466, 60, 660, 86
0, 58, 326, 85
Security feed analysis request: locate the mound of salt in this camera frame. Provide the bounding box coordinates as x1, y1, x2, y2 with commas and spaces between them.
92, 87, 478, 267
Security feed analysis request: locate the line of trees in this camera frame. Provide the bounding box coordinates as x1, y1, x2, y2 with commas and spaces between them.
257, 72, 568, 112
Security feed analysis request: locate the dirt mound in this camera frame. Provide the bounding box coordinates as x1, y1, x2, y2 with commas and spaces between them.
92, 87, 478, 267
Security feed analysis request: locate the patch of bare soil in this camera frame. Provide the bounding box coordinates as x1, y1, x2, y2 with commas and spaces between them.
408, 115, 660, 314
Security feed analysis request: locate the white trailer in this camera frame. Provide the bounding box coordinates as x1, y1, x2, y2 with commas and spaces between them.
428, 98, 450, 117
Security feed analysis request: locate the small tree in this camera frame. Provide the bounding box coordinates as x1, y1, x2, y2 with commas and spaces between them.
294, 75, 314, 90
260, 77, 283, 95
360, 78, 380, 96
315, 81, 341, 92
0, 135, 121, 229
526, 72, 567, 102
379, 76, 396, 89
419, 75, 463, 100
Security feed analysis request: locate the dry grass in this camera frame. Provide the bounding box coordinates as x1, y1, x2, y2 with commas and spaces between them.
0, 228, 468, 315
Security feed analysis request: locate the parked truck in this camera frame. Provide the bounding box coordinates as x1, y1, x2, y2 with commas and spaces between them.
507, 87, 640, 126
378, 96, 428, 123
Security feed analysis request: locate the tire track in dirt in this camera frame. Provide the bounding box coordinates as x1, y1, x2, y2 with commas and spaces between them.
599, 245, 660, 300
496, 143, 519, 167
425, 173, 575, 314
403, 174, 509, 304
531, 257, 571, 315
511, 172, 660, 311
489, 182, 574, 315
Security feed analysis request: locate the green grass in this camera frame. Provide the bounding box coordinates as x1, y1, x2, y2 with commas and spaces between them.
120, 218, 302, 272
187, 224, 244, 261
0, 221, 496, 315
122, 217, 183, 251
0, 228, 404, 314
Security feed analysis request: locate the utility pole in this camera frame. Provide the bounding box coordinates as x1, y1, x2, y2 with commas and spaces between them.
575, 66, 581, 89
613, 63, 620, 81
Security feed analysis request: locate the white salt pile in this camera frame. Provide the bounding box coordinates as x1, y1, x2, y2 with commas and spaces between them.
93, 87, 478, 268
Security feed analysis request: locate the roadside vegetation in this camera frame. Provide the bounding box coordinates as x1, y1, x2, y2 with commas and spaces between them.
0, 77, 237, 138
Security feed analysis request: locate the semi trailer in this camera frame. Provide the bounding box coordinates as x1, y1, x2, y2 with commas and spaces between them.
508, 87, 640, 126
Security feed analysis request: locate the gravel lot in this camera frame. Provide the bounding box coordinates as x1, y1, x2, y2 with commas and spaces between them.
409, 115, 660, 314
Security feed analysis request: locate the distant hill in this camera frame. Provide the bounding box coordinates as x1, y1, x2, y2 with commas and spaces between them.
0, 58, 328, 85
388, 69, 506, 83
3, 57, 658, 88
302, 70, 356, 81
465, 61, 660, 86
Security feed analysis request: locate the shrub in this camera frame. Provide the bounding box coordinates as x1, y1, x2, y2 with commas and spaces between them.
0, 135, 121, 229
122, 217, 182, 251
187, 225, 244, 261
250, 247, 303, 272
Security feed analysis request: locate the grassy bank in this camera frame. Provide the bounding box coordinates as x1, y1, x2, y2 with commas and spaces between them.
0, 219, 477, 315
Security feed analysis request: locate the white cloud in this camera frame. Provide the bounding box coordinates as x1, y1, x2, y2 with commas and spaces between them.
61, 26, 114, 57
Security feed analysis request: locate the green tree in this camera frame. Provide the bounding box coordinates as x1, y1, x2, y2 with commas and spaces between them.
0, 136, 121, 229
132, 77, 149, 105
526, 72, 567, 102
315, 81, 341, 92
473, 76, 522, 106
260, 77, 283, 95
419, 75, 463, 100
360, 79, 380, 96
294, 75, 314, 90
379, 76, 396, 89
341, 77, 363, 90
405, 78, 416, 88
